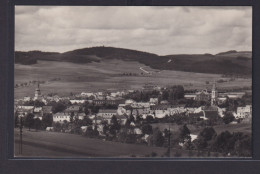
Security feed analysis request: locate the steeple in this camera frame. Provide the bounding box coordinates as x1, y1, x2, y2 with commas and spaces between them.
211, 81, 218, 106
34, 81, 41, 100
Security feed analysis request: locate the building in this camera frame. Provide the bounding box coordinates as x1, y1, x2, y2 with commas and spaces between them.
97, 109, 117, 119
149, 98, 159, 105
236, 105, 252, 119
93, 98, 125, 105
53, 112, 71, 123
184, 94, 196, 100
34, 83, 42, 101
69, 99, 86, 104
42, 106, 53, 115
195, 89, 210, 102
64, 105, 81, 114
211, 82, 218, 106
151, 105, 169, 118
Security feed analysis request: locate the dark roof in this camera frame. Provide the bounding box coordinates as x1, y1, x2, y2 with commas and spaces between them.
42, 106, 52, 113
98, 109, 117, 113
204, 111, 219, 118
202, 106, 218, 111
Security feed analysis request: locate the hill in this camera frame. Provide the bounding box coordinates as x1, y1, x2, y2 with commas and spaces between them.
15, 47, 252, 76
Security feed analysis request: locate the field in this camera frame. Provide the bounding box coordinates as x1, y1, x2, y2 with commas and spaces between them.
14, 60, 252, 98
14, 129, 189, 158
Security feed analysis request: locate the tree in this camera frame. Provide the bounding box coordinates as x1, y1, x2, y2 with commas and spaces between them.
141, 124, 153, 135
70, 112, 74, 123
152, 128, 164, 147
101, 120, 109, 135
82, 116, 93, 126
199, 127, 217, 142
196, 127, 217, 150
146, 115, 154, 123
14, 112, 19, 128
178, 124, 191, 144
51, 101, 66, 113
41, 113, 53, 129
33, 118, 41, 131
109, 115, 121, 136
212, 131, 233, 153
84, 107, 90, 116
24, 113, 34, 131
222, 111, 235, 124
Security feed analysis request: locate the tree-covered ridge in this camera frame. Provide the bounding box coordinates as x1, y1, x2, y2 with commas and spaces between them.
15, 47, 252, 76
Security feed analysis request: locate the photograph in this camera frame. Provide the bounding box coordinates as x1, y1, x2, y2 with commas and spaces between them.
14, 6, 252, 158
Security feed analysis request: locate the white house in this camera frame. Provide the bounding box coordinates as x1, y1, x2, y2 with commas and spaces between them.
236, 105, 252, 119
53, 112, 71, 123
70, 99, 86, 104
97, 109, 117, 119
23, 96, 31, 102
149, 98, 158, 105
152, 105, 169, 118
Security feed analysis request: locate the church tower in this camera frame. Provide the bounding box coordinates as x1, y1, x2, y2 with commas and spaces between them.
211, 81, 218, 106
34, 82, 41, 100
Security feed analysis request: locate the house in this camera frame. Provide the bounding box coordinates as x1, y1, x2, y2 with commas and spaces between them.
53, 112, 71, 123
69, 99, 86, 104
34, 107, 42, 113
160, 100, 169, 105
81, 92, 94, 97
33, 107, 43, 119
195, 89, 210, 102
42, 106, 53, 115
76, 113, 86, 120
134, 128, 142, 135
184, 94, 196, 100
23, 96, 31, 102
18, 105, 34, 110
167, 105, 186, 115
151, 105, 169, 118
64, 105, 81, 114
125, 99, 136, 105
117, 104, 127, 115
97, 109, 117, 119
93, 98, 125, 105
199, 110, 219, 120
16, 108, 33, 117
236, 105, 252, 119
149, 98, 159, 105
219, 92, 245, 99
131, 102, 151, 115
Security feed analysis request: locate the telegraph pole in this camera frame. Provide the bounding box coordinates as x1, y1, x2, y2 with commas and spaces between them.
19, 117, 23, 155
168, 123, 171, 157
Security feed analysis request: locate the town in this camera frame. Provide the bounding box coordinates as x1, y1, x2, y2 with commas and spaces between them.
14, 81, 252, 157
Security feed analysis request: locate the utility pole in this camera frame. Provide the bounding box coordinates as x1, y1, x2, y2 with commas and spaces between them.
19, 117, 23, 155
168, 123, 171, 157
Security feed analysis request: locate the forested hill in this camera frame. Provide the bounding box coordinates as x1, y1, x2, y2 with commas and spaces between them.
15, 47, 252, 76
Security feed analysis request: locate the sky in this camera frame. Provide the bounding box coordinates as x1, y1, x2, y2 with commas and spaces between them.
15, 6, 252, 55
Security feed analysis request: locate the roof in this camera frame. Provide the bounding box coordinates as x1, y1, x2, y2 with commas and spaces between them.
98, 109, 117, 113
204, 111, 219, 118
42, 106, 52, 113
53, 112, 70, 116
202, 106, 218, 111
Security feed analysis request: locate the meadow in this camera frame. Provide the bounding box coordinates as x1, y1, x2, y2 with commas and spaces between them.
14, 60, 252, 98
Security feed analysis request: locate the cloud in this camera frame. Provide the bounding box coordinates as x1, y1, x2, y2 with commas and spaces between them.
15, 6, 252, 55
